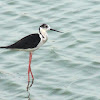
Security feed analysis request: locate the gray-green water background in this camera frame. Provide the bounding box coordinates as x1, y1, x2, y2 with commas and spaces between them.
0, 0, 100, 100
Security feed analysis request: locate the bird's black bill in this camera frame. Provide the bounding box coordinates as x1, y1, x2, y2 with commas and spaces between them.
50, 28, 64, 33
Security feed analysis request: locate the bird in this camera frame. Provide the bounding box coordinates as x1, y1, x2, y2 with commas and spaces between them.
0, 24, 63, 91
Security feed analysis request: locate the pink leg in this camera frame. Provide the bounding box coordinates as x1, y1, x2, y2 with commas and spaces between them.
27, 52, 34, 91
29, 52, 34, 80
29, 52, 34, 87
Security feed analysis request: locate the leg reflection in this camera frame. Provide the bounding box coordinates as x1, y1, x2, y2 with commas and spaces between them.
27, 90, 30, 100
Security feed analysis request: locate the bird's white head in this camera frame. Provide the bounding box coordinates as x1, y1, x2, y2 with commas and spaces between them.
39, 24, 64, 34
39, 24, 50, 33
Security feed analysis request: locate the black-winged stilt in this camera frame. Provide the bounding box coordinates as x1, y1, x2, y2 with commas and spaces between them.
0, 24, 63, 91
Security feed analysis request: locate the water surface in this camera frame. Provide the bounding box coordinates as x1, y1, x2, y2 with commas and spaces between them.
0, 0, 100, 100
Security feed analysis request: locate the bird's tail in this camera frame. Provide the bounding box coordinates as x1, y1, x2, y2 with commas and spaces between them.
0, 46, 8, 48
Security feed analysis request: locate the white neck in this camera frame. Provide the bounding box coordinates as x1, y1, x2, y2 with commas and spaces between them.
39, 27, 48, 42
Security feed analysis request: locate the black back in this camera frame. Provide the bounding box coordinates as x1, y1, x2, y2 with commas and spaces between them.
6, 34, 41, 49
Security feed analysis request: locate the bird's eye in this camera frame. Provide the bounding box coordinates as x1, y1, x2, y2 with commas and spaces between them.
45, 25, 48, 28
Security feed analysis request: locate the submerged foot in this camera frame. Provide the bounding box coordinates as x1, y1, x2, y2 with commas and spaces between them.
27, 81, 30, 91
27, 79, 34, 91
30, 78, 34, 87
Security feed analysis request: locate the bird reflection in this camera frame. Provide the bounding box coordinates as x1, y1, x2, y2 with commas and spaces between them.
27, 90, 31, 100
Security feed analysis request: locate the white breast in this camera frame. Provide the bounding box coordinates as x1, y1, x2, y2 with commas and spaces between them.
38, 33, 48, 47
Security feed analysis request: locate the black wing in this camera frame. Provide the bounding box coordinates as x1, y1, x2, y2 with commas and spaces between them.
1, 34, 41, 49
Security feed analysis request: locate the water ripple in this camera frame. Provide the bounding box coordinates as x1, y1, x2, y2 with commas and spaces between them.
0, 0, 100, 100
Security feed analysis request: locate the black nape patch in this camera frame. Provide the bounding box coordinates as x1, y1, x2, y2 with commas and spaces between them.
40, 24, 48, 28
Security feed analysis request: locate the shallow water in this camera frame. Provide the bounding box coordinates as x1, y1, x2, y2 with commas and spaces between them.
0, 0, 100, 100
